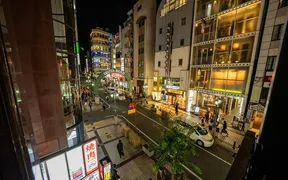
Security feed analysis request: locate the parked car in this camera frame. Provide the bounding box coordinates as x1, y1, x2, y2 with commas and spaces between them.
118, 93, 126, 100
174, 119, 214, 147
107, 87, 117, 94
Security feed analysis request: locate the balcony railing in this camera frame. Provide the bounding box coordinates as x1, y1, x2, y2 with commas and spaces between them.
190, 80, 209, 89
192, 56, 213, 65
194, 32, 215, 43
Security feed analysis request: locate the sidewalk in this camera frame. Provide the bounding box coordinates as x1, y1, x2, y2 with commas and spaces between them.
142, 100, 244, 152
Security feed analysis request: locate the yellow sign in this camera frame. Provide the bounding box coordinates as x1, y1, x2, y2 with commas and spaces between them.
128, 108, 136, 114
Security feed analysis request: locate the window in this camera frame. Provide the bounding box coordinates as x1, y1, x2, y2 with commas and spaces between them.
271, 24, 284, 41
260, 88, 269, 101
138, 18, 145, 27
279, 0, 288, 8
138, 48, 144, 54
158, 45, 162, 51
180, 39, 184, 46
138, 34, 144, 42
178, 59, 183, 66
137, 5, 142, 11
158, 61, 161, 67
159, 28, 162, 34
181, 18, 186, 26
266, 56, 276, 71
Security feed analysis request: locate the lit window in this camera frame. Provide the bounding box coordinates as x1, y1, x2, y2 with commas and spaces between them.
271, 24, 284, 41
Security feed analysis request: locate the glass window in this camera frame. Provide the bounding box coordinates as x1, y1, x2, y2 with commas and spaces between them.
159, 45, 162, 51
180, 39, 185, 46
181, 17, 186, 26
279, 0, 288, 8
159, 28, 162, 34
266, 56, 276, 71
272, 24, 284, 41
179, 59, 183, 66
158, 61, 161, 67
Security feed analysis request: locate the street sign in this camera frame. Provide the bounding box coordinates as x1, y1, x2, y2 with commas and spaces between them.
128, 108, 136, 114
128, 102, 136, 109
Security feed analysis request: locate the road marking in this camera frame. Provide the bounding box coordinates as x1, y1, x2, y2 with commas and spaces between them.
136, 110, 232, 166
136, 111, 169, 130
117, 115, 202, 180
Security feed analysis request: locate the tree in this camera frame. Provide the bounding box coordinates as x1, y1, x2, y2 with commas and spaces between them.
154, 121, 202, 180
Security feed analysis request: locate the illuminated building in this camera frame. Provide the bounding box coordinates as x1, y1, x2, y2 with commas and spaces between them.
90, 27, 112, 74
133, 0, 156, 96
154, 0, 192, 110
189, 0, 265, 129
114, 28, 122, 70
0, 0, 82, 166
246, 0, 288, 135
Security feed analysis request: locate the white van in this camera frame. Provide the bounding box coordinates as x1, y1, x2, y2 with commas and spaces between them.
174, 119, 214, 147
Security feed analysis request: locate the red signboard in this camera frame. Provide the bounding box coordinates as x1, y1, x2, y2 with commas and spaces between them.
129, 102, 136, 109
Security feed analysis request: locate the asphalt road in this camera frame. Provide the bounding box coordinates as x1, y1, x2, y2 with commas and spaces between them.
93, 90, 233, 180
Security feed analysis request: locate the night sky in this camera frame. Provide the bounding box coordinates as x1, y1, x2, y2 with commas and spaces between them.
76, 0, 136, 51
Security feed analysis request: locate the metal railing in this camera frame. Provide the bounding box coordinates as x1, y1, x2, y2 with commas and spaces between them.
194, 32, 215, 43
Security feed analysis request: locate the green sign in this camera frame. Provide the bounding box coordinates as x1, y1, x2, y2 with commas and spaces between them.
76, 42, 80, 54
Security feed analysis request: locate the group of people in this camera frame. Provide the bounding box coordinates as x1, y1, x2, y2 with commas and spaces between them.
201, 110, 228, 136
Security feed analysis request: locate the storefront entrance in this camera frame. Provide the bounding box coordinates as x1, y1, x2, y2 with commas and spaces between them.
164, 89, 186, 110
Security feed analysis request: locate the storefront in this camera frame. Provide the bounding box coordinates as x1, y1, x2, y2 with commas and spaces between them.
247, 104, 265, 135
163, 89, 186, 110
195, 90, 244, 118
187, 90, 197, 112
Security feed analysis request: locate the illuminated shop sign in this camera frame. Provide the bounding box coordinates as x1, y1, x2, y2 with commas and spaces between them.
83, 140, 98, 175
166, 85, 180, 89
103, 69, 125, 76
46, 154, 69, 180
167, 89, 183, 95
103, 163, 111, 180
92, 57, 100, 63
91, 51, 110, 57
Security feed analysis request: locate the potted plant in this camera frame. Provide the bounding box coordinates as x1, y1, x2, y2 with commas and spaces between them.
154, 121, 202, 180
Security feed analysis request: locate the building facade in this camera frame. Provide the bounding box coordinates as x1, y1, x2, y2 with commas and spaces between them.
247, 0, 288, 134
154, 0, 193, 110
121, 10, 134, 79
0, 0, 82, 160
90, 27, 112, 75
189, 0, 265, 129
133, 0, 156, 96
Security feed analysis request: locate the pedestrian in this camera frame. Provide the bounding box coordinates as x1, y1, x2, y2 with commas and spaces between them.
89, 101, 93, 112
157, 167, 167, 180
205, 111, 209, 123
201, 117, 205, 127
175, 101, 179, 115
106, 95, 109, 102
221, 120, 228, 136
117, 140, 124, 158
111, 164, 120, 180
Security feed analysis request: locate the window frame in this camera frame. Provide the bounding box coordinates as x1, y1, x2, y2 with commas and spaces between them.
271, 24, 284, 41
178, 59, 183, 66
181, 17, 186, 26
180, 38, 185, 46
266, 56, 276, 71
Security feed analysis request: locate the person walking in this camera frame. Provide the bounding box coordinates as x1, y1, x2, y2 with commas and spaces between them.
221, 120, 228, 136
106, 95, 109, 102
117, 140, 124, 158
157, 167, 167, 180
175, 101, 179, 115
111, 164, 120, 180
89, 101, 93, 112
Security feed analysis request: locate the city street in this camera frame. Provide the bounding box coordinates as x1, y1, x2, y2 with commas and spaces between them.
88, 90, 234, 180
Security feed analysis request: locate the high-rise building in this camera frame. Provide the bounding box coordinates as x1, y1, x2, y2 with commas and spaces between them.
133, 0, 156, 96
153, 0, 193, 110
121, 10, 134, 79
246, 0, 288, 134
189, 0, 264, 130
90, 27, 112, 75
0, 0, 82, 161
115, 27, 122, 70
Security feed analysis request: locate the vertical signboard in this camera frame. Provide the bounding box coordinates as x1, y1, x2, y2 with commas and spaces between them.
103, 163, 111, 180
83, 140, 98, 175
66, 146, 85, 180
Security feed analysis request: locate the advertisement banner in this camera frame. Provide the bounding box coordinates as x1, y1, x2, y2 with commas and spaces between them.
104, 163, 111, 180
46, 154, 69, 180
83, 140, 98, 175
66, 146, 85, 180
82, 169, 100, 180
